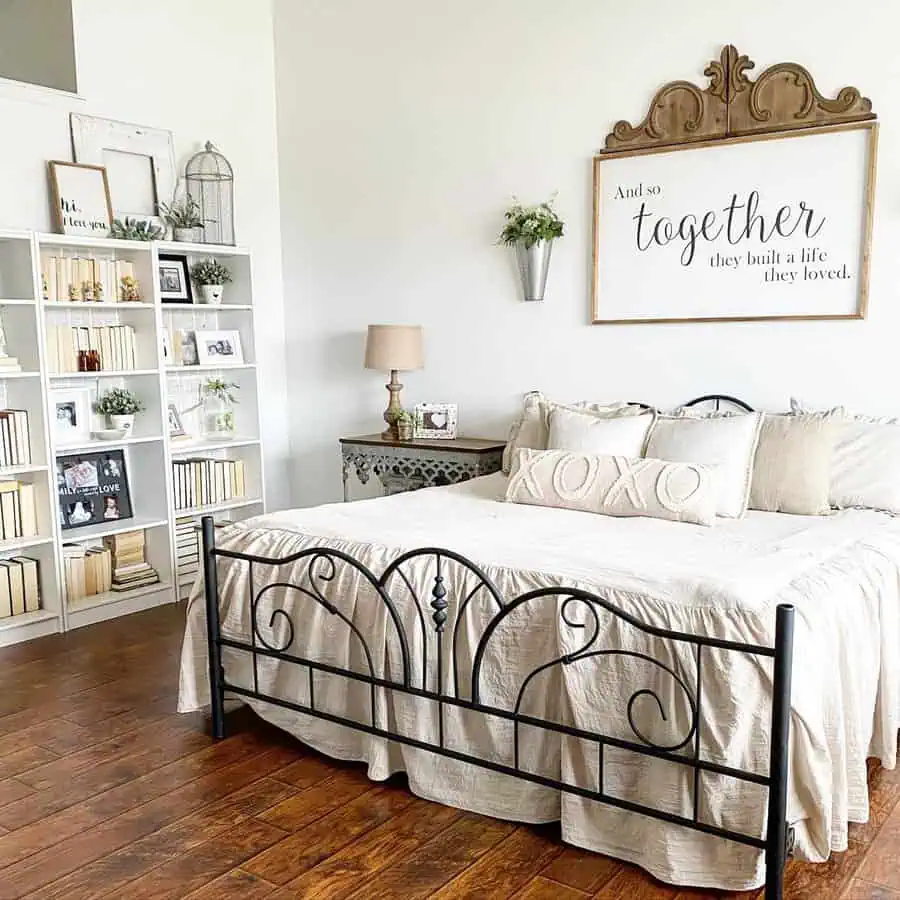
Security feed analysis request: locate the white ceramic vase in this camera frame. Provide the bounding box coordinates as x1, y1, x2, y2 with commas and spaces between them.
200, 284, 224, 305
109, 414, 134, 435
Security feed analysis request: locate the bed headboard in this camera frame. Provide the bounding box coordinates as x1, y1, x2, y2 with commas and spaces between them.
629, 395, 755, 413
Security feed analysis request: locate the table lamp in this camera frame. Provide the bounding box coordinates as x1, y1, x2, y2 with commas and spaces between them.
364, 324, 424, 439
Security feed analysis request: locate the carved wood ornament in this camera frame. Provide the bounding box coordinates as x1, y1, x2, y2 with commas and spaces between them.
602, 44, 875, 154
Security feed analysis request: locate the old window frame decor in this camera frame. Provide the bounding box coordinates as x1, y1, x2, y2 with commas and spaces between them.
592, 44, 878, 325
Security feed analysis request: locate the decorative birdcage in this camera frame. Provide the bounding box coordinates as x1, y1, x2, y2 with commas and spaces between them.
184, 141, 235, 246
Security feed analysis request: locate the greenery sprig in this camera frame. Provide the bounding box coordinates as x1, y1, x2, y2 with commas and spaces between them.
108, 217, 165, 242
498, 194, 564, 248
204, 378, 239, 404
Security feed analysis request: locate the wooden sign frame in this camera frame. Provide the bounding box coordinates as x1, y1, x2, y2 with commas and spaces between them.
592, 44, 878, 325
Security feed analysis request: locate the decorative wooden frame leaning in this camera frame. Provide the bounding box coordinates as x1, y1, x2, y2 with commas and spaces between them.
47, 161, 113, 238
592, 44, 878, 325
70, 114, 176, 233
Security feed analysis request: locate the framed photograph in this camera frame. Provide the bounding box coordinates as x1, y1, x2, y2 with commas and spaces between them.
167, 404, 186, 438
157, 254, 193, 304
592, 122, 877, 324
52, 388, 92, 446
70, 114, 176, 232
195, 330, 244, 366
414, 403, 458, 439
56, 449, 133, 530
47, 161, 113, 238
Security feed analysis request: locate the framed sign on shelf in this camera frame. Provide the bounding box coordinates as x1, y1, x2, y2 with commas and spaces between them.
57, 449, 133, 530
591, 45, 878, 325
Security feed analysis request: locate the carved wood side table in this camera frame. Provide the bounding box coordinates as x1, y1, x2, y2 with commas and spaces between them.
339, 434, 505, 501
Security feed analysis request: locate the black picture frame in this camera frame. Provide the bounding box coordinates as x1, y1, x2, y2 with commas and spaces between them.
158, 253, 193, 304
57, 449, 133, 530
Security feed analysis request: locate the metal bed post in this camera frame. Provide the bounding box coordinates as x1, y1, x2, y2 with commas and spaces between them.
765, 603, 795, 898
202, 515, 227, 740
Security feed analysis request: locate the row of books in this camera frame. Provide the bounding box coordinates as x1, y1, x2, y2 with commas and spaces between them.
41, 256, 141, 303
63, 544, 112, 600
0, 557, 40, 617
0, 410, 31, 468
47, 325, 138, 373
64, 529, 160, 602
0, 482, 37, 542
173, 459, 246, 511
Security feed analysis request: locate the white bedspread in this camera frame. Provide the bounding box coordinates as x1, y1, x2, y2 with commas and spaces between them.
179, 474, 900, 890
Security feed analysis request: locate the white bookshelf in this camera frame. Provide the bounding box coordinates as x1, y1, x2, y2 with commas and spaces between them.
0, 231, 265, 646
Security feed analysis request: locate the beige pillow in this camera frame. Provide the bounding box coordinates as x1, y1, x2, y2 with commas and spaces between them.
548, 407, 656, 457
645, 413, 762, 518
506, 448, 718, 526
790, 398, 900, 514
502, 392, 640, 474
749, 415, 836, 515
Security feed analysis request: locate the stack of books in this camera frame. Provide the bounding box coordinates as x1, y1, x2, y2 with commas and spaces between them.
47, 325, 138, 373
176, 517, 233, 600
63, 543, 112, 602
41, 256, 140, 303
172, 458, 246, 511
103, 530, 160, 593
0, 410, 31, 467
0, 557, 40, 617
0, 356, 21, 374
0, 481, 37, 542
175, 517, 200, 601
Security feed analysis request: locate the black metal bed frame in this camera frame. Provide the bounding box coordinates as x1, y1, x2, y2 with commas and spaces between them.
200, 394, 795, 898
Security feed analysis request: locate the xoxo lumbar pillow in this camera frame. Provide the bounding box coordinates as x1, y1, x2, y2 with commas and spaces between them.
506, 448, 719, 527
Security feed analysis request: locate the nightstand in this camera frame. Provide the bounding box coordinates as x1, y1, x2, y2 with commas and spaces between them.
339, 434, 505, 501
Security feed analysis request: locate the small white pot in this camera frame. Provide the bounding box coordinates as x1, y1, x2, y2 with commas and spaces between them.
200, 284, 224, 305
173, 227, 197, 243
108, 414, 134, 435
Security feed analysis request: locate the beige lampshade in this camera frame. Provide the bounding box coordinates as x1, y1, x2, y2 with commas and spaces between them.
364, 324, 424, 372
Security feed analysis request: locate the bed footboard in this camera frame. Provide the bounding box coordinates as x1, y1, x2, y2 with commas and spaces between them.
200, 516, 794, 898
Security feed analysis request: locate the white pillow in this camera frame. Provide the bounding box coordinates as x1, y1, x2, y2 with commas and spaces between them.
506, 448, 719, 527
790, 398, 900, 513
548, 407, 656, 457
502, 391, 640, 474
645, 413, 763, 518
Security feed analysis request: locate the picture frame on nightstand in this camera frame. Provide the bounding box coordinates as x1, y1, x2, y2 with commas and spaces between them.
414, 403, 458, 439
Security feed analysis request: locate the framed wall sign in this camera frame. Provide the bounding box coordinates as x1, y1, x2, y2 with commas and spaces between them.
57, 449, 133, 530
47, 161, 113, 238
592, 45, 878, 325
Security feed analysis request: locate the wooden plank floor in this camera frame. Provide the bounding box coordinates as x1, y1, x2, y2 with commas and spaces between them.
0, 604, 898, 899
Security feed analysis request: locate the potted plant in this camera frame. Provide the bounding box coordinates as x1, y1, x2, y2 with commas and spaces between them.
190, 259, 233, 305
94, 388, 145, 436
202, 378, 239, 439
158, 196, 203, 242
498, 194, 565, 301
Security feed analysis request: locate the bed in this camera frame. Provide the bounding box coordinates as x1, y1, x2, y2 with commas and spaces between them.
178, 400, 900, 898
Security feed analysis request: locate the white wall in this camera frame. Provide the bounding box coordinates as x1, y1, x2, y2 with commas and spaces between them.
0, 0, 291, 506
274, 0, 900, 507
